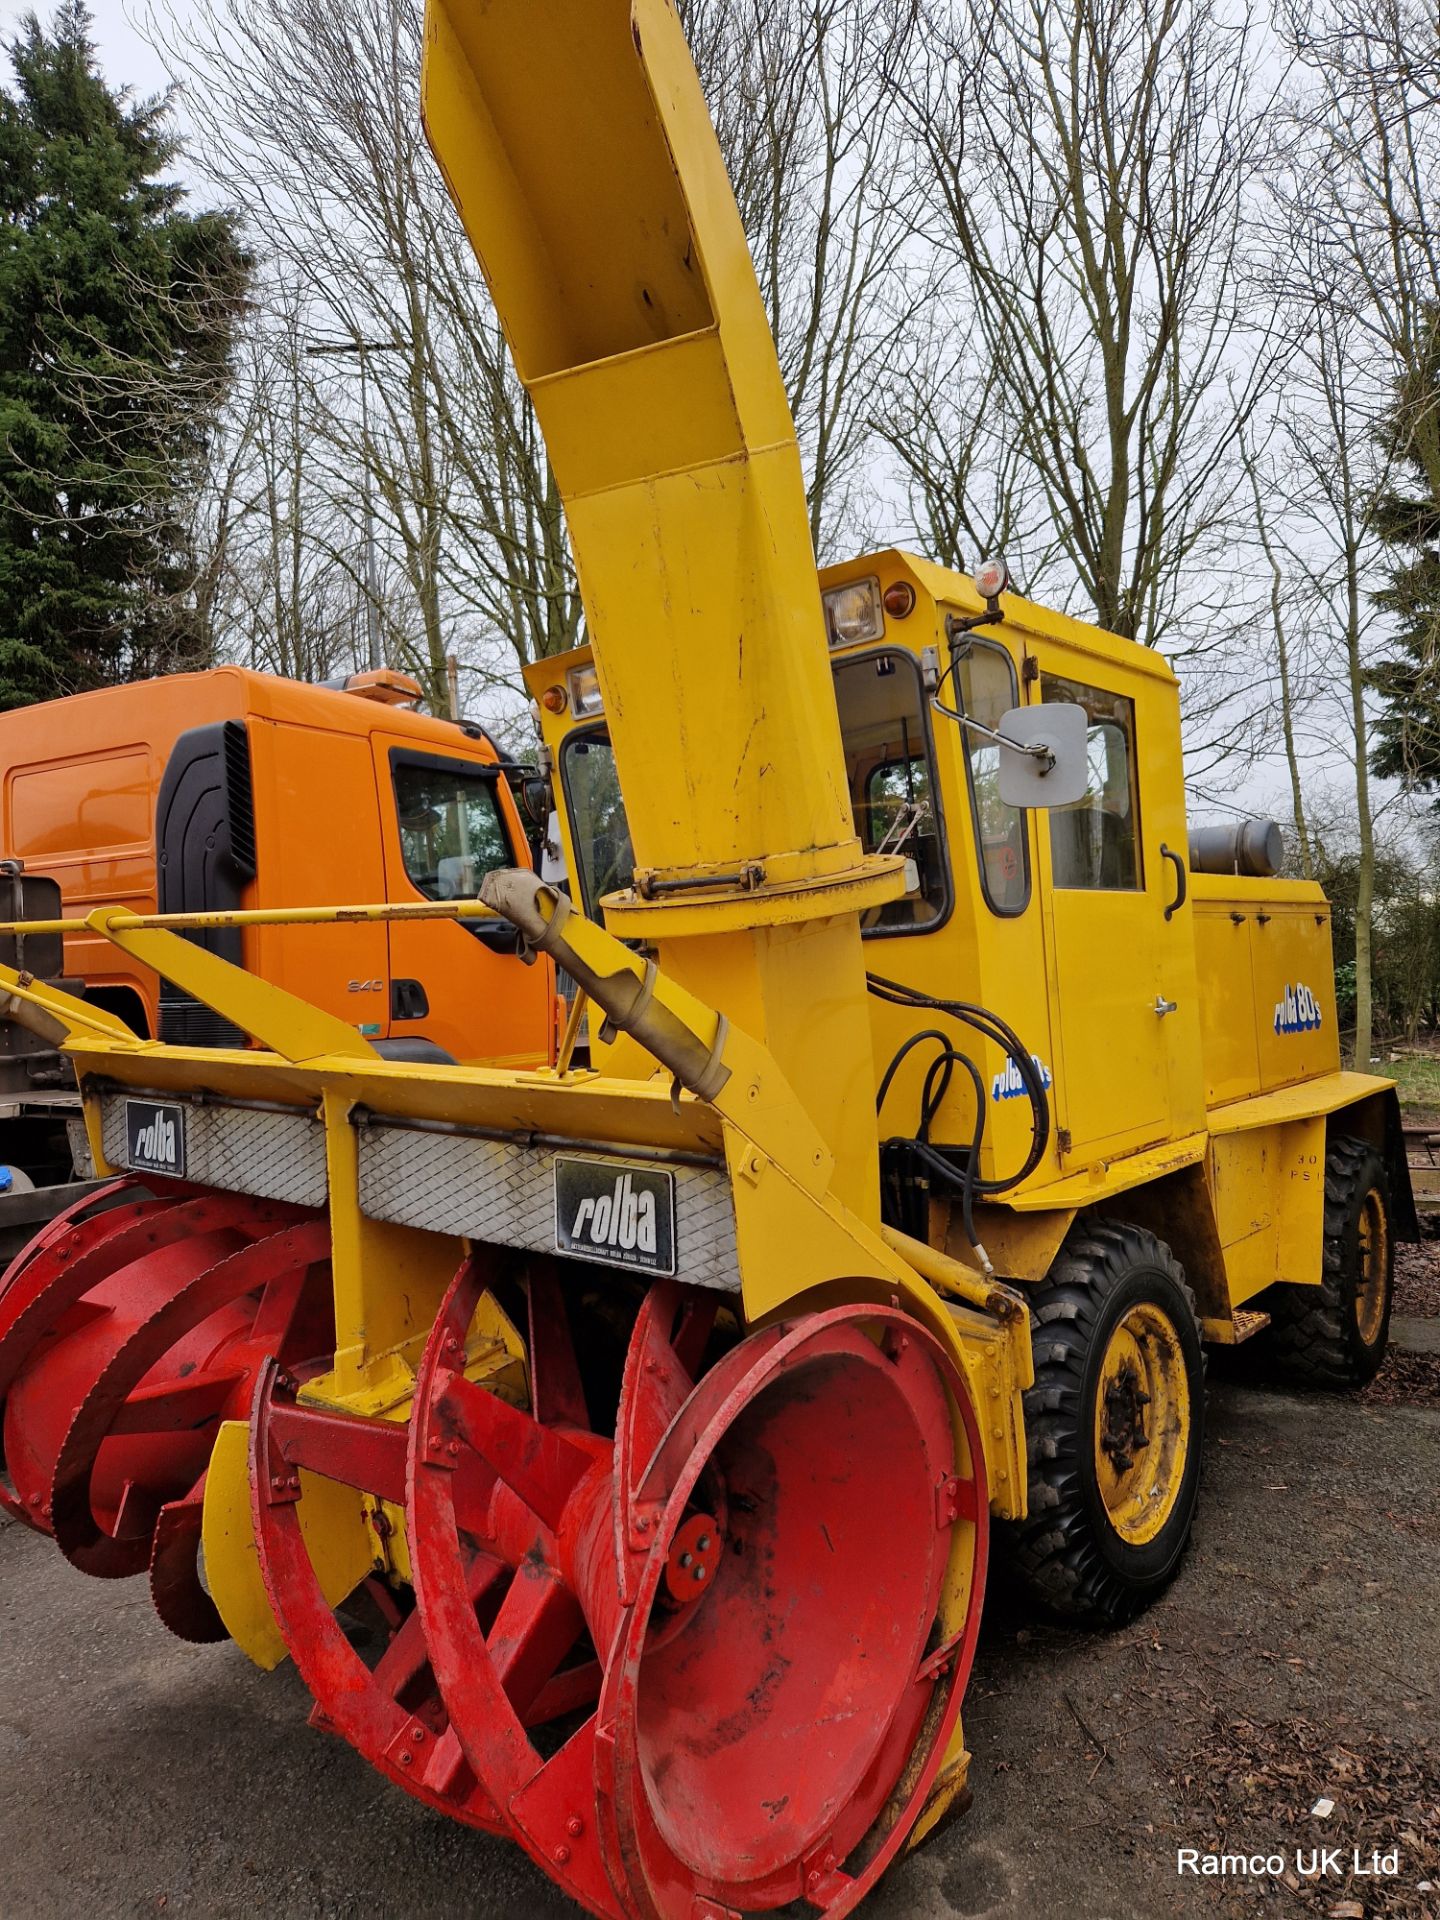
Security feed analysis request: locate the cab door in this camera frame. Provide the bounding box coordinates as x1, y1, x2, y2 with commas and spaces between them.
1037, 672, 1173, 1163
252, 720, 392, 1033
374, 740, 554, 1067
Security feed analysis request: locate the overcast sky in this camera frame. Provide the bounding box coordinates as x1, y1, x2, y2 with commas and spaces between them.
0, 0, 168, 94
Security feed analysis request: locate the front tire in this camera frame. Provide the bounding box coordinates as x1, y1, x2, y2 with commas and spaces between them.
1263, 1135, 1393, 1390
1001, 1219, 1205, 1629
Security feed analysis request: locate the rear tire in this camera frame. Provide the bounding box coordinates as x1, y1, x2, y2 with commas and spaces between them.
1263, 1135, 1393, 1390
1001, 1219, 1205, 1629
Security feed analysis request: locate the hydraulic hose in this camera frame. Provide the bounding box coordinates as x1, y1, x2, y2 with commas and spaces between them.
868, 972, 1051, 1271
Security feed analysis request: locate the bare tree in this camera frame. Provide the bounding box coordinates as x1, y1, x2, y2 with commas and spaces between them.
1271, 0, 1440, 1066
152, 0, 917, 719
1281, 0, 1440, 497
205, 286, 378, 682
153, 0, 583, 711
885, 0, 1283, 671
682, 0, 918, 557
1266, 294, 1396, 1069
1235, 427, 1316, 879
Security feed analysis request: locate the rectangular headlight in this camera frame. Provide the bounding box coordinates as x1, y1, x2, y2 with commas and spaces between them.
567, 663, 605, 718
823, 578, 885, 648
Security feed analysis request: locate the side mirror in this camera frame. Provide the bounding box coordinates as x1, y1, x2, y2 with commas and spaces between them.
996, 703, 1090, 810
520, 776, 550, 828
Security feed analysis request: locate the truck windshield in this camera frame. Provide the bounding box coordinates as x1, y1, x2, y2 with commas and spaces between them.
392, 759, 512, 900
952, 637, 1030, 916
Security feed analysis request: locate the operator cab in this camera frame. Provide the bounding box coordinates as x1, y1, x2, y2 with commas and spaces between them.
529, 550, 1203, 1204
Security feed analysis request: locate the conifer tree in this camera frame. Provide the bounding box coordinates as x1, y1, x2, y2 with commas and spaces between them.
0, 1, 248, 707
1369, 308, 1440, 795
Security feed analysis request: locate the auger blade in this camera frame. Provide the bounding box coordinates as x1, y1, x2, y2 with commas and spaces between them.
49, 1220, 331, 1579
247, 1356, 509, 1836
150, 1477, 227, 1644
0, 1189, 335, 1646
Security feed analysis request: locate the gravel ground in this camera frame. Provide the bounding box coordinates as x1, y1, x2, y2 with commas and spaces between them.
1396, 1242, 1440, 1321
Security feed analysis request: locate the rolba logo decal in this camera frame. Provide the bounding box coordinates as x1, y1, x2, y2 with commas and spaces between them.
124, 1100, 187, 1177
570, 1171, 658, 1257
1274, 983, 1323, 1036
992, 1055, 1054, 1103
135, 1113, 179, 1165
554, 1157, 676, 1276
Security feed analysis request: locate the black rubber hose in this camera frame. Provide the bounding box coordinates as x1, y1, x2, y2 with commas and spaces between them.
867, 972, 1051, 1207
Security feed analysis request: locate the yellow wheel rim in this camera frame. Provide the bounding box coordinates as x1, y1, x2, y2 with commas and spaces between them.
1355, 1189, 1390, 1348
1092, 1301, 1191, 1548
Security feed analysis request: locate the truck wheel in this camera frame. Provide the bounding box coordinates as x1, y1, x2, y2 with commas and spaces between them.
1264, 1135, 1393, 1390
1002, 1219, 1205, 1629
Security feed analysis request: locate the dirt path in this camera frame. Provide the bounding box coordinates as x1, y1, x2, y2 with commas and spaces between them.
2, 1333, 1437, 1919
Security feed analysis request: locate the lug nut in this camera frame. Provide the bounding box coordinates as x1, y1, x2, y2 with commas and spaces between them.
554, 1845, 571, 1866
566, 1816, 584, 1838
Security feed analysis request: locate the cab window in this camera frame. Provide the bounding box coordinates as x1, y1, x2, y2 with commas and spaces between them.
391, 755, 512, 900
1042, 676, 1143, 891
952, 637, 1030, 915
833, 650, 949, 934
560, 728, 635, 915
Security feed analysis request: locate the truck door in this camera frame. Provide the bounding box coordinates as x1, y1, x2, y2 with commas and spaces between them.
375, 742, 554, 1067
252, 721, 392, 1032
1038, 674, 1173, 1162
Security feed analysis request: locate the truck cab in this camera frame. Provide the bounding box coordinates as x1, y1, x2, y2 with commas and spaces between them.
0, 665, 559, 1213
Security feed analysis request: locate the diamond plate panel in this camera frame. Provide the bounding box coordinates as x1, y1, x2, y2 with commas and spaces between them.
99, 1096, 328, 1209
356, 1124, 740, 1292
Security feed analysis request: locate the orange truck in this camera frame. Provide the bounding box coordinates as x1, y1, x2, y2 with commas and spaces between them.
0, 665, 559, 1246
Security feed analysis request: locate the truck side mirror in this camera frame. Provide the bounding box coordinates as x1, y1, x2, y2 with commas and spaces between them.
520, 776, 550, 828
996, 702, 1090, 811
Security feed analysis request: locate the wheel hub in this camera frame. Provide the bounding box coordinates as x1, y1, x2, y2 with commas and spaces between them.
1092, 1302, 1191, 1548
1100, 1361, 1151, 1473
663, 1511, 720, 1605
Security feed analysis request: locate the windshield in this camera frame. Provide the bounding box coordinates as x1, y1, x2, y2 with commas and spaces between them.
560, 728, 635, 914
953, 638, 1031, 915
833, 649, 949, 933
559, 658, 952, 933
